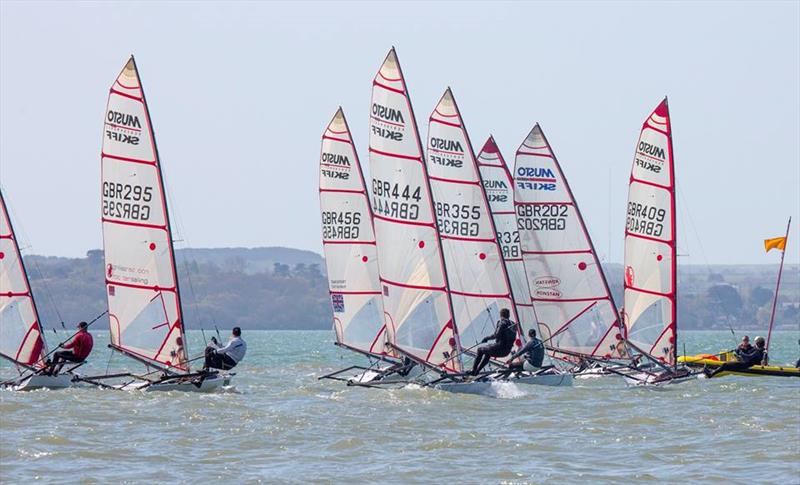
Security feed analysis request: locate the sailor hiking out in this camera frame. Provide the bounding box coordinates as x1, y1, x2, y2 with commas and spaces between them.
204, 327, 247, 371
44, 321, 93, 376
471, 308, 517, 376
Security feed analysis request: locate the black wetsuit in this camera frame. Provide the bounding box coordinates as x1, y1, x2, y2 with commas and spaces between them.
471, 318, 516, 375
509, 338, 545, 369
708, 347, 765, 377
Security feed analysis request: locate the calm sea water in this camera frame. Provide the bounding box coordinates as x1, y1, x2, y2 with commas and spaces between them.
1, 330, 798, 484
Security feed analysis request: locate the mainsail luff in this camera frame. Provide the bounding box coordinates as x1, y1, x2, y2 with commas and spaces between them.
514, 125, 624, 360
0, 191, 47, 368
476, 136, 538, 338
623, 98, 677, 366
368, 49, 461, 371
100, 56, 189, 372
426, 90, 521, 351
319, 108, 391, 358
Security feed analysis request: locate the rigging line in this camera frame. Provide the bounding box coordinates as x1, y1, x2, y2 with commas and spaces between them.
676, 183, 711, 271
2, 193, 65, 328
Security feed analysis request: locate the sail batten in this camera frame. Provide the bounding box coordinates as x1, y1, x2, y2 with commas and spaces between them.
514, 125, 624, 361
368, 49, 459, 371
623, 98, 677, 365
100, 57, 188, 372
319, 108, 391, 358
426, 90, 521, 353
0, 191, 47, 368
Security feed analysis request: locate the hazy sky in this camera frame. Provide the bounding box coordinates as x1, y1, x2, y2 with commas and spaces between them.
1, 1, 798, 265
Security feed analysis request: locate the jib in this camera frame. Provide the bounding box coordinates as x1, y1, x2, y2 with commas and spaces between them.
638, 141, 665, 159
372, 103, 404, 123
107, 110, 141, 129
517, 167, 555, 178
517, 181, 556, 191
322, 153, 351, 166
371, 125, 403, 141
429, 154, 463, 168
106, 130, 139, 145
635, 158, 662, 173
430, 137, 463, 152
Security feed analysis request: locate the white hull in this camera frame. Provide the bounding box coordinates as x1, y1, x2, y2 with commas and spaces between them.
623, 371, 695, 387
13, 374, 73, 391
348, 365, 423, 385
436, 371, 572, 396
116, 373, 232, 392
515, 372, 573, 387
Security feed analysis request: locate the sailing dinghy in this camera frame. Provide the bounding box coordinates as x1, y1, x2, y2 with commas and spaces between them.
366, 49, 463, 382
620, 98, 694, 386
513, 125, 630, 379
88, 56, 232, 392
316, 108, 418, 385
424, 93, 571, 391
0, 191, 73, 390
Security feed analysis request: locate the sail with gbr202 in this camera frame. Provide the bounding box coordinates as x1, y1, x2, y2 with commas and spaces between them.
98, 56, 230, 392
514, 125, 626, 363
368, 49, 461, 373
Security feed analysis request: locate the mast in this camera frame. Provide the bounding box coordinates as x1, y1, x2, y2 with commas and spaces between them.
426, 89, 521, 351
765, 217, 791, 358
0, 190, 47, 368
319, 108, 391, 358
368, 48, 460, 371
514, 124, 625, 361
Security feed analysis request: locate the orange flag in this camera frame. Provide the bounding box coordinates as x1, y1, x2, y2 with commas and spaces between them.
764, 236, 787, 252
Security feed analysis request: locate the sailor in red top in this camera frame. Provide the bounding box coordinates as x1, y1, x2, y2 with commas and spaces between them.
44, 321, 94, 376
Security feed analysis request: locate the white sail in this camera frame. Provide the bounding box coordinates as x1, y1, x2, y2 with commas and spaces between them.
426, 90, 520, 351
476, 136, 538, 337
368, 49, 460, 371
0, 191, 47, 367
514, 125, 624, 360
101, 57, 188, 371
623, 98, 677, 365
319, 108, 390, 358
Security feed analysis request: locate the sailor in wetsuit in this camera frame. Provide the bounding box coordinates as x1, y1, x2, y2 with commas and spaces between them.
505, 328, 545, 373
471, 308, 517, 376
705, 336, 766, 378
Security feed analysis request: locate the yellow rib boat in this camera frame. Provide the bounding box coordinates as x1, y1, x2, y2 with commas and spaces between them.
678, 352, 800, 378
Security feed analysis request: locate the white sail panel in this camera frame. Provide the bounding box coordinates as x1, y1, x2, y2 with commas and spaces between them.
368, 49, 459, 370
0, 192, 46, 367
623, 98, 676, 365
476, 137, 537, 336
426, 90, 519, 351
514, 125, 624, 360
101, 57, 187, 371
319, 108, 389, 357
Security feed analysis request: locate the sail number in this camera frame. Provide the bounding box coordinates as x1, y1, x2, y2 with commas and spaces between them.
626, 202, 666, 237
102, 182, 154, 221
497, 231, 521, 259
372, 179, 421, 220
435, 202, 480, 237
322, 211, 361, 240
516, 204, 568, 231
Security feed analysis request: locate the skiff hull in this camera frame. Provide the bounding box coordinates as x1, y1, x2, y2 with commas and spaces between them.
13, 374, 73, 391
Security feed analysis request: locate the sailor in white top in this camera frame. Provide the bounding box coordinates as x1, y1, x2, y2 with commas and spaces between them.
203, 327, 247, 371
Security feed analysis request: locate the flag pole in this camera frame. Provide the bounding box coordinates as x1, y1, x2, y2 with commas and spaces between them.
765, 216, 791, 362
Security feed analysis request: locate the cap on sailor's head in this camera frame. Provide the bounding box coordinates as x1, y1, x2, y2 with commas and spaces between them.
754, 336, 765, 347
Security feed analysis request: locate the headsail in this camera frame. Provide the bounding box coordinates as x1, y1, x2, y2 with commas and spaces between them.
514, 125, 624, 360
368, 49, 459, 371
623, 98, 677, 365
0, 191, 47, 368
426, 90, 519, 350
476, 137, 538, 337
319, 108, 390, 358
100, 57, 188, 372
